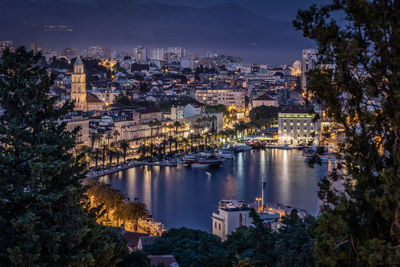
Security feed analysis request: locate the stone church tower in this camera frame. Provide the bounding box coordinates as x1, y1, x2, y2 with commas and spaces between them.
71, 56, 87, 111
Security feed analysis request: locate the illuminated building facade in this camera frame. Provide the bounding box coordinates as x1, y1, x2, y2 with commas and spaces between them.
192, 88, 246, 110
133, 45, 147, 62
278, 108, 321, 146
71, 57, 103, 111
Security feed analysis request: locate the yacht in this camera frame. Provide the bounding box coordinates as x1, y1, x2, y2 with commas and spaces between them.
218, 149, 235, 159
190, 155, 224, 168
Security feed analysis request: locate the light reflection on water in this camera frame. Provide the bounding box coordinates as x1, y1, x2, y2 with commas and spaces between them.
99, 149, 329, 232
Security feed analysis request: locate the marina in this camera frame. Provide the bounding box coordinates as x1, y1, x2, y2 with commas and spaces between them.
99, 148, 332, 231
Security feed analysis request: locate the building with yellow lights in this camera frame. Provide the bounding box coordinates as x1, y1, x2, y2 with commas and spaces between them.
191, 87, 246, 110
70, 56, 104, 111
278, 108, 321, 146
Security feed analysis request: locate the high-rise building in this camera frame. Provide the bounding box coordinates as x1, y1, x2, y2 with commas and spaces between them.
71, 57, 87, 111
167, 47, 185, 59
290, 60, 301, 76
301, 49, 317, 91
133, 45, 147, 62
151, 48, 165, 61
30, 42, 43, 53
86, 45, 111, 59
62, 47, 77, 59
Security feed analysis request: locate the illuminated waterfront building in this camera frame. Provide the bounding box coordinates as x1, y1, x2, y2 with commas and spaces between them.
278, 108, 321, 146
212, 200, 252, 241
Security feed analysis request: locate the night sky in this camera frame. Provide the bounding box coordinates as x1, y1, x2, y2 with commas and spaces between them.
0, 0, 329, 65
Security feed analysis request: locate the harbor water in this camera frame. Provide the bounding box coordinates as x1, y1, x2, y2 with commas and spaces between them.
99, 149, 331, 232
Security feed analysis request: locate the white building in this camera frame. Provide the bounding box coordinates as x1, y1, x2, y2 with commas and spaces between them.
290, 60, 301, 76
133, 45, 147, 62
301, 48, 317, 91
151, 48, 165, 61
90, 88, 121, 106
278, 108, 321, 146
180, 57, 194, 69
192, 88, 246, 110
212, 200, 252, 241
251, 94, 278, 108
167, 47, 185, 59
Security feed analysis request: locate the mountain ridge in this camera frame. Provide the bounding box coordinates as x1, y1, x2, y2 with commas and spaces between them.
0, 0, 312, 64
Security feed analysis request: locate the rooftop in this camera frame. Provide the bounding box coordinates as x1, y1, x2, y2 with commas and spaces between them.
254, 94, 275, 101
279, 107, 313, 114
87, 93, 103, 103
148, 255, 178, 267
218, 200, 251, 211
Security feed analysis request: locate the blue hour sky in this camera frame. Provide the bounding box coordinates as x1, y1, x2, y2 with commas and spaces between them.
0, 0, 329, 65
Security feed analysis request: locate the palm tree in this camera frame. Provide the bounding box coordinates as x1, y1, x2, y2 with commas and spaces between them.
113, 130, 120, 142
92, 148, 101, 168
138, 143, 148, 159
148, 120, 161, 159
89, 132, 99, 149
119, 140, 129, 163
100, 142, 108, 168
175, 136, 181, 154
115, 201, 149, 232
97, 133, 104, 147
173, 121, 182, 136
161, 139, 168, 158
105, 133, 113, 146
115, 149, 121, 165
87, 182, 125, 222
181, 137, 188, 153
108, 144, 114, 166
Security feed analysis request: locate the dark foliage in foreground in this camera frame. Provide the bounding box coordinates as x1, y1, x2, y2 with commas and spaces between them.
0, 47, 127, 266
143, 211, 316, 267
294, 0, 400, 265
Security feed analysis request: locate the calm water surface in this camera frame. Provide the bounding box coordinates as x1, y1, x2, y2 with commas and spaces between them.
99, 149, 331, 232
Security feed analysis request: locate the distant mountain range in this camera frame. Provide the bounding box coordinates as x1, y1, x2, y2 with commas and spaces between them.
0, 0, 314, 64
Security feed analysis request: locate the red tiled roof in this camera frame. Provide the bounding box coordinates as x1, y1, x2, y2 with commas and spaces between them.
148, 255, 177, 267
124, 232, 149, 249
87, 93, 103, 103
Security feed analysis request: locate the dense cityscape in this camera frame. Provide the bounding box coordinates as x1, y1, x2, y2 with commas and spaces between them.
1, 0, 399, 266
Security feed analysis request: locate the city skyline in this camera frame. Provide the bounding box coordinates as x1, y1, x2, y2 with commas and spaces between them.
0, 0, 326, 65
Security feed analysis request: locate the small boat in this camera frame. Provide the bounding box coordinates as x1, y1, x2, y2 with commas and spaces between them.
199, 151, 213, 157
233, 144, 252, 152
247, 141, 265, 149
183, 154, 198, 165
158, 160, 178, 167
218, 150, 235, 159
278, 144, 292, 150
190, 155, 224, 168
302, 147, 337, 160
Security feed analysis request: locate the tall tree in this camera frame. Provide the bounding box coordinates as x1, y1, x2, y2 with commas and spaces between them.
119, 140, 129, 163
294, 1, 400, 265
249, 105, 278, 130
113, 130, 120, 142
0, 47, 127, 266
